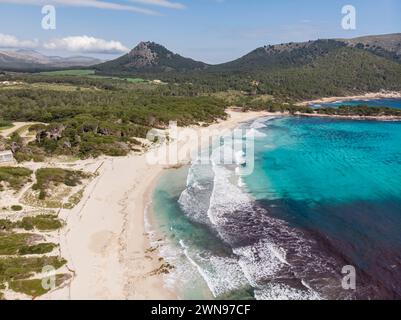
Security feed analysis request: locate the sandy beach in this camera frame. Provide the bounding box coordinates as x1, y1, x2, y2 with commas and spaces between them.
41, 109, 271, 300
297, 91, 401, 106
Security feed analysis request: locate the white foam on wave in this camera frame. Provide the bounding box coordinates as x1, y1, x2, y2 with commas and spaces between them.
179, 240, 249, 297
209, 141, 244, 167
250, 116, 276, 129
178, 136, 252, 227
233, 239, 289, 288
175, 116, 329, 299
180, 136, 299, 298
245, 116, 278, 137
235, 150, 246, 165
254, 283, 322, 300
185, 164, 202, 190
237, 176, 245, 188
147, 203, 226, 299
144, 200, 195, 297
246, 128, 266, 138
207, 163, 254, 227
158, 239, 186, 292
205, 151, 309, 298
178, 163, 214, 226
251, 122, 267, 129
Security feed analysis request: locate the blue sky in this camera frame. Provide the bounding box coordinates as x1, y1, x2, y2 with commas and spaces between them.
0, 0, 400, 64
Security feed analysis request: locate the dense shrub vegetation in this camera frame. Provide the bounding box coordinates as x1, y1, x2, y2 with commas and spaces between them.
0, 76, 229, 159
316, 105, 401, 116
94, 41, 401, 99
0, 255, 66, 298
33, 168, 89, 199
0, 215, 63, 232
0, 119, 12, 128
1, 65, 401, 161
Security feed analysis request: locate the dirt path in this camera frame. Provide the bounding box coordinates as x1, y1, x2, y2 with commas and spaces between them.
0, 122, 37, 138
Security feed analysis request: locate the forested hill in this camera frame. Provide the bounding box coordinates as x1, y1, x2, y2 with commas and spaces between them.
91, 34, 401, 99
2, 34, 400, 100
340, 33, 401, 64
209, 43, 401, 98
94, 41, 208, 74
213, 39, 348, 72
219, 33, 401, 72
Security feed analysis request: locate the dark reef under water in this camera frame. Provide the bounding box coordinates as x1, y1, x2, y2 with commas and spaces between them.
153, 115, 401, 300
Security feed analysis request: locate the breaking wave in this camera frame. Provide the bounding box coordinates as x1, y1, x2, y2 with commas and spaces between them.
152, 115, 400, 300
173, 117, 351, 299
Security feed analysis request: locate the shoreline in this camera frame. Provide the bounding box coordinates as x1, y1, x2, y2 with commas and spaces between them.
43, 109, 271, 300
5, 104, 400, 300
297, 91, 401, 106
295, 112, 401, 121
37, 106, 400, 301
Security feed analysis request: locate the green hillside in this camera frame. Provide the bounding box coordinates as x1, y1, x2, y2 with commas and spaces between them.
92, 36, 401, 99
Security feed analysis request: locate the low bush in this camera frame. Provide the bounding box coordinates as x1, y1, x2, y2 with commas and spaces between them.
0, 167, 32, 191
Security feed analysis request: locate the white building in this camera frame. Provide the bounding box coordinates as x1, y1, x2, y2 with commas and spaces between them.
0, 150, 15, 165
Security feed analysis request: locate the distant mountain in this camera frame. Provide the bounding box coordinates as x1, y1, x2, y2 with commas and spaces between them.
94, 41, 208, 74
0, 49, 102, 70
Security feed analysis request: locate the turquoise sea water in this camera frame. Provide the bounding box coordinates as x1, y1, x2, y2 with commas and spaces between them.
152, 115, 401, 300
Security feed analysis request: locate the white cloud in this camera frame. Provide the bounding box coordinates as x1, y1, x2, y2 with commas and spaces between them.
0, 0, 159, 15
129, 0, 185, 10
0, 33, 129, 54
0, 33, 39, 48
43, 36, 129, 54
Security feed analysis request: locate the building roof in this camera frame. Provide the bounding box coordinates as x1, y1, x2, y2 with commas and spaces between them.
0, 150, 13, 156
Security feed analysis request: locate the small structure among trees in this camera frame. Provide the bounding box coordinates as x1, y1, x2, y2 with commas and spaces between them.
0, 150, 15, 165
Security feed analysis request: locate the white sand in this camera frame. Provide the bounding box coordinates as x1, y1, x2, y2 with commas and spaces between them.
42, 110, 271, 300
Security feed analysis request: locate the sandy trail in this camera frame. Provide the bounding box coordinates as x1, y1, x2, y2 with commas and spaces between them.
1, 122, 30, 137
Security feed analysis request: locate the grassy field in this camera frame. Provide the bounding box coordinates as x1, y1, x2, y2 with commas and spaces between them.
111, 77, 145, 83
0, 82, 94, 92
88, 74, 145, 82
40, 69, 95, 76
40, 69, 146, 84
